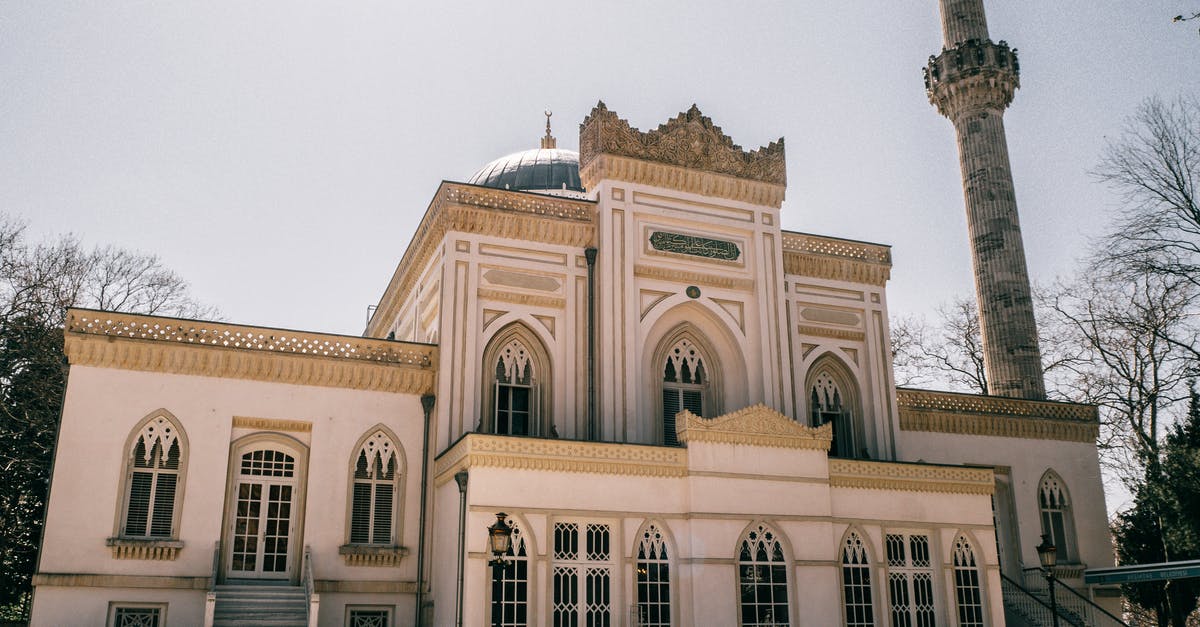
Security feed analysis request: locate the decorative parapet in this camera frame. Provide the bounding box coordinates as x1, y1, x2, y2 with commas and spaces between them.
66, 309, 436, 394
781, 231, 892, 286
829, 459, 994, 495
924, 39, 1020, 118
367, 182, 596, 336
434, 433, 687, 484
338, 544, 408, 568
675, 404, 832, 450
105, 537, 184, 561
896, 388, 1099, 443
578, 102, 786, 208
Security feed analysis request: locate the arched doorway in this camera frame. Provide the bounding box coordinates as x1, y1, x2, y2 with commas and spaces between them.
222, 435, 308, 582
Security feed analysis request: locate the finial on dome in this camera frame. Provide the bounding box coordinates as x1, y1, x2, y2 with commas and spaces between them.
541, 109, 557, 149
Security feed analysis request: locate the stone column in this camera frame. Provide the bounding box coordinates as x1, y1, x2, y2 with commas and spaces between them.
924, 0, 1046, 399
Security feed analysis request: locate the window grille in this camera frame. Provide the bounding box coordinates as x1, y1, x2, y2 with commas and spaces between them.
350, 431, 399, 545
110, 605, 162, 627
1039, 471, 1074, 562
662, 338, 707, 445
490, 522, 529, 627
841, 532, 874, 627
121, 415, 184, 539
886, 533, 936, 627
635, 523, 671, 627
952, 535, 985, 627
240, 449, 295, 477
348, 607, 393, 627
738, 523, 789, 626
553, 521, 612, 626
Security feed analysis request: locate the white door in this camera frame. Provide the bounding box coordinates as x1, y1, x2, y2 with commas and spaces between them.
227, 449, 297, 580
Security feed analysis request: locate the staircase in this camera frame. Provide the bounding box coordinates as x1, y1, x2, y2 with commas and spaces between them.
1001, 572, 1127, 627
212, 585, 308, 627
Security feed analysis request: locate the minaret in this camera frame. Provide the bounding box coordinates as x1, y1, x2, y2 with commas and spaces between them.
924, 0, 1046, 399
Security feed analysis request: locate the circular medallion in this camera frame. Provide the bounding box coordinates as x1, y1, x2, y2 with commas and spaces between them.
685, 286, 701, 299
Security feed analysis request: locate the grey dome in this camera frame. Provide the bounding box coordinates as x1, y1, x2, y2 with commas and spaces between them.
467, 148, 584, 193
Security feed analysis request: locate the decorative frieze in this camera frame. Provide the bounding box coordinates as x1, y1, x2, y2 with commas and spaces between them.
797, 325, 866, 342
337, 544, 409, 568
65, 309, 436, 394
105, 537, 184, 561
33, 572, 208, 589
581, 153, 785, 208
232, 417, 312, 433
896, 388, 1099, 442
633, 264, 755, 291
434, 433, 688, 484
829, 459, 994, 495
477, 289, 566, 310
676, 404, 833, 450
781, 231, 892, 286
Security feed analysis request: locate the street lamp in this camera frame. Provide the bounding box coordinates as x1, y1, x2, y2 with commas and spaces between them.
1036, 534, 1060, 627
487, 512, 513, 567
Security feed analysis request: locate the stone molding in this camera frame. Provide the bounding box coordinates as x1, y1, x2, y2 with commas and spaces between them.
368, 182, 596, 336
676, 404, 833, 450
477, 288, 566, 310
829, 459, 994, 495
797, 325, 866, 342
633, 263, 755, 291
581, 153, 786, 208
896, 388, 1099, 442
434, 434, 688, 484
579, 102, 786, 185
314, 579, 417, 594
105, 537, 183, 561
33, 572, 209, 590
65, 309, 436, 394
338, 544, 409, 568
781, 231, 892, 286
232, 416, 312, 433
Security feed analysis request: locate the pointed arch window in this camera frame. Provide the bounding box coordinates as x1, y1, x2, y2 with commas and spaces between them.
807, 360, 864, 458
482, 326, 552, 437
1039, 471, 1076, 563
952, 535, 985, 627
119, 413, 187, 539
490, 521, 529, 627
885, 533, 936, 627
635, 522, 671, 627
841, 531, 875, 627
661, 338, 708, 446
348, 430, 401, 546
738, 523, 789, 626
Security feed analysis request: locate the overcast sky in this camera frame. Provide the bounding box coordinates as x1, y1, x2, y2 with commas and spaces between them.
3, 1, 1199, 336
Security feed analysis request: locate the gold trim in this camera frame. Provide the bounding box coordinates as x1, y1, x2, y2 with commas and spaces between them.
477, 288, 566, 310
676, 404, 833, 450
896, 388, 1099, 443
829, 459, 995, 495
633, 264, 755, 291
434, 434, 687, 484
65, 310, 435, 394
581, 153, 785, 208
33, 572, 208, 589
104, 538, 183, 561
781, 231, 892, 286
797, 325, 866, 342
232, 417, 312, 433
368, 182, 596, 336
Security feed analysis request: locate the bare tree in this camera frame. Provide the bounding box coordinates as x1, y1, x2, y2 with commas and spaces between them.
890, 296, 987, 394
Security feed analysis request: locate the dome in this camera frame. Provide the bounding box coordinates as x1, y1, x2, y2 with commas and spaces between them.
466, 148, 585, 195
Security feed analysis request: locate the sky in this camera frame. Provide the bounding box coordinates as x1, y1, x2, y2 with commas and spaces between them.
3, 1, 1200, 337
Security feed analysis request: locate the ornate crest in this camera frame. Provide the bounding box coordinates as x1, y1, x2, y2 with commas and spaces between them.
579, 102, 786, 185
675, 403, 832, 450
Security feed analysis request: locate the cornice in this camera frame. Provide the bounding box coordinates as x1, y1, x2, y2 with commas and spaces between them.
633, 263, 756, 291
896, 388, 1099, 443
781, 231, 892, 286
829, 459, 994, 495
579, 102, 786, 186
65, 310, 436, 394
477, 288, 565, 310
434, 433, 687, 484
676, 404, 833, 450
367, 182, 596, 336
797, 325, 866, 342
581, 153, 786, 209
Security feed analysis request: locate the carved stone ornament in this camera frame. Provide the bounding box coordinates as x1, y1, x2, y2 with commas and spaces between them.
650, 231, 740, 261
579, 102, 786, 186
675, 403, 833, 450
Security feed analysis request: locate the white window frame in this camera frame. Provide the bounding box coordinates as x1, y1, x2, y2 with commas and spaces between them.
634, 521, 673, 627
113, 410, 188, 541
346, 428, 403, 547
345, 604, 394, 627
552, 519, 615, 626
107, 601, 167, 627
884, 531, 938, 627
951, 534, 986, 627
489, 520, 531, 627
1038, 470, 1077, 564
736, 522, 791, 627
840, 530, 875, 627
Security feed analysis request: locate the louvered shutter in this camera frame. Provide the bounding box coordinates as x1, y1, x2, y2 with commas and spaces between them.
662, 390, 680, 446
350, 482, 372, 543
372, 482, 393, 544
682, 390, 702, 416
149, 473, 177, 537
124, 472, 153, 536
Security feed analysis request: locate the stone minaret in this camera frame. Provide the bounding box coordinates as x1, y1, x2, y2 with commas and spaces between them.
924, 0, 1046, 399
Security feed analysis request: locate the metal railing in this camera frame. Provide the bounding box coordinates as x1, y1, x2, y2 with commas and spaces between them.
1021, 568, 1128, 627
1003, 573, 1073, 626
303, 545, 319, 627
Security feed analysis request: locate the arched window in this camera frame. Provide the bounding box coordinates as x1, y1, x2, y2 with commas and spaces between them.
348, 429, 401, 546
737, 523, 788, 626
491, 520, 529, 627
635, 522, 671, 627
885, 533, 936, 627
1039, 470, 1076, 563
841, 531, 875, 627
952, 535, 985, 627
806, 357, 864, 458
661, 337, 710, 446
118, 412, 187, 539
482, 324, 551, 437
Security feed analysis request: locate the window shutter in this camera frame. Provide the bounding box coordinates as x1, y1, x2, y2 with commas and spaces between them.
682, 390, 702, 416
662, 390, 680, 446
350, 482, 372, 544
372, 482, 393, 544
124, 471, 153, 536
149, 473, 177, 537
